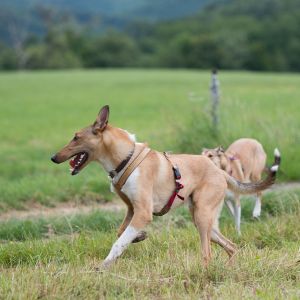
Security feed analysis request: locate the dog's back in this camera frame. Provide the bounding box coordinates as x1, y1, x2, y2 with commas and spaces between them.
226, 138, 266, 181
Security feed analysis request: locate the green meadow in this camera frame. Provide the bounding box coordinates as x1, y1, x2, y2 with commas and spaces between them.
0, 69, 300, 299
0, 69, 299, 210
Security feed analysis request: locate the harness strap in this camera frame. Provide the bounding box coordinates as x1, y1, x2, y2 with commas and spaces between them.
153, 152, 184, 216
114, 147, 151, 191
109, 144, 135, 179
113, 148, 184, 217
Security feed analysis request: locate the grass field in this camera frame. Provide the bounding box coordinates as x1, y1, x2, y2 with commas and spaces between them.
0, 69, 299, 210
0, 188, 299, 299
0, 69, 300, 299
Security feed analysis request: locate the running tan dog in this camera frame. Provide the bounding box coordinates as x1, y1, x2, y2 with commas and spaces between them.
51, 106, 279, 268
202, 138, 281, 234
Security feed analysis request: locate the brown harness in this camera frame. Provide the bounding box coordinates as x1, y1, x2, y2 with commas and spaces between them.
112, 146, 184, 216
113, 146, 152, 191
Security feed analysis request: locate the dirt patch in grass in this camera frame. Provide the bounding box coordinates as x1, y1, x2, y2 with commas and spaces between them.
0, 200, 124, 222
1, 182, 299, 222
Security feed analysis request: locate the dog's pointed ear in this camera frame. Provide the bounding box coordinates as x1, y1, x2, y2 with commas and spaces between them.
202, 148, 209, 155
217, 146, 225, 154
202, 148, 214, 158
93, 105, 110, 133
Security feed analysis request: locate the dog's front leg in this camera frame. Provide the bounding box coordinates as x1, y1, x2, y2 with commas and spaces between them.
117, 205, 134, 237
102, 225, 140, 269
117, 200, 147, 243
102, 202, 152, 268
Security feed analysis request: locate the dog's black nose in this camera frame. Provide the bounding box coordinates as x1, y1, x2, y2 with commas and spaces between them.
51, 154, 59, 164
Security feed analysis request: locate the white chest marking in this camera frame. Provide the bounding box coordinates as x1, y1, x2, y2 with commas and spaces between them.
121, 168, 140, 200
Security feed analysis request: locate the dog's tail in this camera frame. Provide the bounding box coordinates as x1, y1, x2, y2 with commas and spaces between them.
225, 148, 281, 194
263, 148, 281, 174
273, 148, 281, 168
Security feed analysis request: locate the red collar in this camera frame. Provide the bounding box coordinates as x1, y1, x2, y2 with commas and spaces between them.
229, 155, 237, 161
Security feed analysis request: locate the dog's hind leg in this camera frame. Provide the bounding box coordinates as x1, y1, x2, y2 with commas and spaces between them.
211, 228, 237, 258
211, 201, 237, 258
188, 198, 196, 225
192, 187, 221, 266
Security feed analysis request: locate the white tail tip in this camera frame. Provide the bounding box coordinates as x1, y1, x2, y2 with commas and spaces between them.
271, 165, 279, 172
274, 148, 280, 157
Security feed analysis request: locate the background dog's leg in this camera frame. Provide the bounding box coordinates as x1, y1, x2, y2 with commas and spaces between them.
225, 198, 235, 216
225, 190, 235, 216
234, 194, 241, 235
251, 173, 262, 218
253, 192, 262, 218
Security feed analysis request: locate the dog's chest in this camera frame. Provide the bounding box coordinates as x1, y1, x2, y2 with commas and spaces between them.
120, 168, 140, 200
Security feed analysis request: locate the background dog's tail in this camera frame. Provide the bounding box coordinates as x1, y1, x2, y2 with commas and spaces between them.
273, 148, 281, 167
226, 148, 281, 194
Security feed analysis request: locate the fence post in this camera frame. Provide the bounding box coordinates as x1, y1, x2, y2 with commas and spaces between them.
210, 69, 220, 131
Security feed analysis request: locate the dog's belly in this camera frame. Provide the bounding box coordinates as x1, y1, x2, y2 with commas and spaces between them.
152, 188, 189, 213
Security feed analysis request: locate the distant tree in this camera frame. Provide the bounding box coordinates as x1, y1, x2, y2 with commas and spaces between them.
82, 31, 140, 67
0, 43, 18, 70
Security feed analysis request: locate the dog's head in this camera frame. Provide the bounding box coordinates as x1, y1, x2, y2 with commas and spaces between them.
51, 105, 112, 175
202, 146, 230, 172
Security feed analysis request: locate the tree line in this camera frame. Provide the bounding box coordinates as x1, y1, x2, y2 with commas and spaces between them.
1, 0, 300, 71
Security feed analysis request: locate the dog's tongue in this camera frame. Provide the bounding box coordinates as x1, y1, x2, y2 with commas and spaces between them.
69, 155, 79, 168
69, 158, 76, 168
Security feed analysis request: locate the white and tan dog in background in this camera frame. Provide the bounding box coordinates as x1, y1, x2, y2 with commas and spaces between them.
51, 107, 279, 268
202, 138, 281, 234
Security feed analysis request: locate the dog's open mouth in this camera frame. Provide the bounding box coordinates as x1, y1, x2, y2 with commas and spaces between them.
69, 152, 89, 175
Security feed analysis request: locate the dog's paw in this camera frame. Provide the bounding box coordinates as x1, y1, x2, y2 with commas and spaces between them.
252, 212, 261, 219
96, 259, 114, 271
132, 231, 147, 243
252, 203, 261, 219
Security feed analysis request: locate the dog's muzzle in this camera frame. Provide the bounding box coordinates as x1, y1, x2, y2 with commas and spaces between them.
50, 154, 60, 164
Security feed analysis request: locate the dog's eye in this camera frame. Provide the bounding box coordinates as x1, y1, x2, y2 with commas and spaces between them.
73, 135, 79, 141
208, 154, 213, 158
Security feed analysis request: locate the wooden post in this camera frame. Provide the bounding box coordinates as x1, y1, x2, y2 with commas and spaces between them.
210, 69, 220, 131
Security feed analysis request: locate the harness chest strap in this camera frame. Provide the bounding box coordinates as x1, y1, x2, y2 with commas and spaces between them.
113, 147, 152, 191
113, 148, 184, 217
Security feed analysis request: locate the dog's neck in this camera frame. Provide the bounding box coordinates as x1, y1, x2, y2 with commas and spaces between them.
96, 126, 136, 174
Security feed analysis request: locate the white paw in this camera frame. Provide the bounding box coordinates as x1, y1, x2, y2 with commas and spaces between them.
101, 259, 114, 270
252, 210, 261, 218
